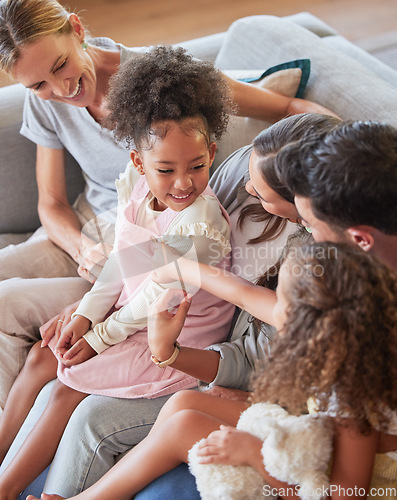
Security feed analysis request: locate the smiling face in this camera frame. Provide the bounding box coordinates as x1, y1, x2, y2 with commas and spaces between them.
13, 18, 97, 107
245, 150, 299, 222
130, 120, 216, 212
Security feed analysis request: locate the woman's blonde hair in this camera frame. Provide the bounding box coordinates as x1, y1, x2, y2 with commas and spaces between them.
0, 0, 72, 72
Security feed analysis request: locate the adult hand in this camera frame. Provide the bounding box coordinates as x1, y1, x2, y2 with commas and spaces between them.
40, 299, 82, 347
148, 288, 191, 362
205, 386, 251, 402
196, 426, 262, 468
77, 234, 112, 283
58, 337, 97, 367
55, 314, 92, 355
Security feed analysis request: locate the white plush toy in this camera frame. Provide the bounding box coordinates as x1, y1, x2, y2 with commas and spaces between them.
188, 402, 333, 500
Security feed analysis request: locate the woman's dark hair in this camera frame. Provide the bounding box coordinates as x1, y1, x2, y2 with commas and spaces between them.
252, 242, 397, 435
104, 45, 233, 150
238, 113, 341, 244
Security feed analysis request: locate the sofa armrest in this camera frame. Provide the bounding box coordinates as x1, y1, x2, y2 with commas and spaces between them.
0, 84, 85, 234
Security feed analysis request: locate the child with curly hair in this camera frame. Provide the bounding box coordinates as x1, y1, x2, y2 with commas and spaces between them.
0, 45, 236, 498
28, 242, 397, 499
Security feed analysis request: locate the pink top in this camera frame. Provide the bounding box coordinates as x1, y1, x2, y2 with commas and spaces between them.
44, 168, 234, 399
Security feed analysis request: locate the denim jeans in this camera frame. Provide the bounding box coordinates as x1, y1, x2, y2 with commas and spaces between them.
136, 464, 200, 500
18, 466, 200, 499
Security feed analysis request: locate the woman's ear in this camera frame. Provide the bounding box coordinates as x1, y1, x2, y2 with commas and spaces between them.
130, 150, 145, 175
208, 142, 217, 167
346, 226, 375, 252
68, 13, 85, 43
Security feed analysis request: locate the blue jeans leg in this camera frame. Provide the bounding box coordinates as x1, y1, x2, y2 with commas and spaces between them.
44, 392, 172, 495
135, 464, 200, 500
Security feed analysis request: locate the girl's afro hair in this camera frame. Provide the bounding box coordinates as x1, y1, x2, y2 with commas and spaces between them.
104, 45, 234, 149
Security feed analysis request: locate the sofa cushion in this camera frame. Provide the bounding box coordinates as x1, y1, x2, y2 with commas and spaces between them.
225, 58, 310, 99
214, 58, 311, 168
214, 15, 397, 127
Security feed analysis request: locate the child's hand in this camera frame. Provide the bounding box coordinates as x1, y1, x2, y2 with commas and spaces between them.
148, 288, 191, 362
59, 337, 97, 367
196, 426, 263, 468
55, 315, 91, 355
41, 300, 82, 347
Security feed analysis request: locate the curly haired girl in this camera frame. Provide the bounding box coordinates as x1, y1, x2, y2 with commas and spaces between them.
0, 45, 236, 499
104, 45, 232, 148
29, 242, 397, 499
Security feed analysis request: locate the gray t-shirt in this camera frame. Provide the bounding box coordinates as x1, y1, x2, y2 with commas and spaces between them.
204, 225, 310, 392
20, 37, 147, 219
206, 147, 311, 392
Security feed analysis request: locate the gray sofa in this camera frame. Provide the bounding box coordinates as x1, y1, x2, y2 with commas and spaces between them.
1, 12, 397, 248
2, 11, 397, 498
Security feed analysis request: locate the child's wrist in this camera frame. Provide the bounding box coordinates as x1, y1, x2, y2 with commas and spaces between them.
75, 314, 92, 326
151, 342, 180, 368
150, 341, 177, 363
